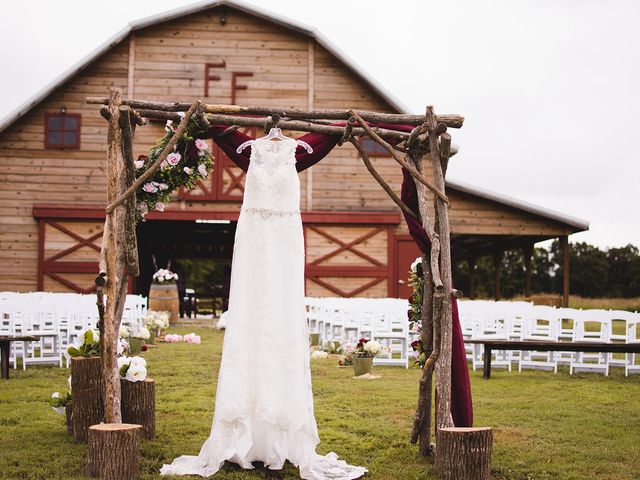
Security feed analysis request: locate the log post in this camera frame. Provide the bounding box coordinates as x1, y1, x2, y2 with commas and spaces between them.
434, 427, 493, 480
100, 88, 129, 424
561, 235, 570, 307
425, 106, 455, 434
493, 250, 503, 301
70, 356, 104, 443
468, 257, 477, 299
121, 378, 156, 440
523, 244, 534, 298
86, 423, 142, 480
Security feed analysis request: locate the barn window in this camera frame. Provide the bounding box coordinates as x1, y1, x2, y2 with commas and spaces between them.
359, 136, 390, 156
45, 112, 81, 149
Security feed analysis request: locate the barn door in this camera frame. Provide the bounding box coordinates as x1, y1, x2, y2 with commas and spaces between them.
393, 235, 422, 299
304, 224, 392, 298
38, 219, 103, 293
179, 127, 256, 201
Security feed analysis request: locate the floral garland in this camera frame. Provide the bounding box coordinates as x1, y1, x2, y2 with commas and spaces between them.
135, 116, 214, 222
408, 256, 427, 368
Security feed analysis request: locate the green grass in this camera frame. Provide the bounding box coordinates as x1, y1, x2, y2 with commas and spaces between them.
1, 327, 639, 480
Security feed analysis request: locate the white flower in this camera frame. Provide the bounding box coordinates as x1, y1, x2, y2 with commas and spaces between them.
165, 120, 175, 132
183, 166, 193, 175
52, 392, 60, 399
117, 337, 129, 356
158, 183, 169, 191
128, 356, 147, 368
119, 325, 130, 338
117, 356, 131, 370
155, 202, 165, 212
134, 160, 144, 169
195, 139, 208, 151
198, 164, 208, 178
135, 327, 151, 340
363, 340, 382, 355
410, 257, 422, 273
311, 350, 329, 359
125, 365, 147, 383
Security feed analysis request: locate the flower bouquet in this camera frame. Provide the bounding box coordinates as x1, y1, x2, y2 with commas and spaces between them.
129, 326, 151, 355
144, 310, 171, 343
118, 356, 148, 382
152, 268, 179, 285
352, 338, 383, 376
66, 328, 100, 358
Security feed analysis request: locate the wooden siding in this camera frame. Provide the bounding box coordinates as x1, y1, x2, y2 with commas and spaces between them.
0, 4, 577, 294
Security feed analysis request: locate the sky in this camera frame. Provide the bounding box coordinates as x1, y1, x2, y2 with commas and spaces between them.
0, 0, 638, 249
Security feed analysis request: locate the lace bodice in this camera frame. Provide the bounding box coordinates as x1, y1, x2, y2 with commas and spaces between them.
241, 137, 300, 217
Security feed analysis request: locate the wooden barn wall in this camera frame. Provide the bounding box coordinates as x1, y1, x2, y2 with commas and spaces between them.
0, 5, 573, 295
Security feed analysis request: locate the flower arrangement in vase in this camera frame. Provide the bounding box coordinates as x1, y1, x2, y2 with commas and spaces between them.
66, 328, 100, 358
144, 311, 170, 343
351, 338, 383, 376
152, 269, 179, 285
128, 326, 151, 355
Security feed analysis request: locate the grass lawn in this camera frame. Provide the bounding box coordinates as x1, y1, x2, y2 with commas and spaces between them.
1, 326, 639, 480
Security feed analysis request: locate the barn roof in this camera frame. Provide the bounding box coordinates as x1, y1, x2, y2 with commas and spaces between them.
446, 178, 589, 231
0, 0, 408, 134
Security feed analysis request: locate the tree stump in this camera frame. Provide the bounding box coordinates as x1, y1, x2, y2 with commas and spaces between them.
121, 378, 155, 439
71, 356, 104, 443
435, 427, 493, 480
65, 404, 74, 435
86, 423, 142, 480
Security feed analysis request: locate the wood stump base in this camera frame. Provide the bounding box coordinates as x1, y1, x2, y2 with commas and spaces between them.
121, 378, 155, 439
86, 423, 142, 480
435, 427, 492, 480
71, 356, 104, 443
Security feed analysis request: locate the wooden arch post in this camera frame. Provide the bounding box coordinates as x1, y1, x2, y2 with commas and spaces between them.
88, 92, 490, 479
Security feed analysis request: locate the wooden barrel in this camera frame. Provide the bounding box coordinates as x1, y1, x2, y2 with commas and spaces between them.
148, 283, 179, 324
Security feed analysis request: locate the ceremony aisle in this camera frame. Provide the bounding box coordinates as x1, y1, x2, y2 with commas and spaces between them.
0, 326, 639, 480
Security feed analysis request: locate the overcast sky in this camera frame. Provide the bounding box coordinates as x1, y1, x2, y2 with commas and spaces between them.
1, 0, 638, 248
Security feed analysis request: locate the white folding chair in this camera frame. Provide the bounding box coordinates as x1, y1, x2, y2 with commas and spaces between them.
570, 309, 610, 376
519, 306, 559, 373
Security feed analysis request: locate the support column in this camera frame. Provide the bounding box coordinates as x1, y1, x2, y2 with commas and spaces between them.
523, 244, 534, 298
493, 251, 503, 301
468, 258, 476, 299
561, 236, 570, 307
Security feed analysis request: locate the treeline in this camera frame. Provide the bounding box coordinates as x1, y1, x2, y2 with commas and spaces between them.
452, 241, 640, 299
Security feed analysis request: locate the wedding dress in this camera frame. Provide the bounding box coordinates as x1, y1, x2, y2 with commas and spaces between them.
160, 136, 367, 479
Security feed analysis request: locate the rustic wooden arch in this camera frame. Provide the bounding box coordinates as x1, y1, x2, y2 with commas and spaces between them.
88, 88, 476, 474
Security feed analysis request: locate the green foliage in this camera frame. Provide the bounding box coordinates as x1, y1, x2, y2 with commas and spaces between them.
1, 327, 639, 479
453, 241, 640, 302
49, 391, 72, 409
66, 329, 99, 358
135, 119, 214, 222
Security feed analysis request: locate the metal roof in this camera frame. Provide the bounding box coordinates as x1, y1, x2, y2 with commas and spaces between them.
446, 178, 590, 231
0, 0, 409, 134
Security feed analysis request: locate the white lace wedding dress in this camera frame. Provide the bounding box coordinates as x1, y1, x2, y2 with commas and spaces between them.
160, 137, 367, 479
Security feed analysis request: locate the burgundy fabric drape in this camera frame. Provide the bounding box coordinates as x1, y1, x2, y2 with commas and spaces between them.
205, 123, 472, 427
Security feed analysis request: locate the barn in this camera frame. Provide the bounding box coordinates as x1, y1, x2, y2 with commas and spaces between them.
0, 0, 588, 305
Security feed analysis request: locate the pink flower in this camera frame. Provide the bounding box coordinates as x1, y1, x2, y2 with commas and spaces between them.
134, 160, 144, 169
183, 333, 201, 344
164, 334, 183, 343
142, 183, 158, 193
166, 153, 181, 166
155, 202, 165, 212
195, 139, 208, 151
198, 164, 208, 178
183, 167, 192, 175
161, 160, 169, 170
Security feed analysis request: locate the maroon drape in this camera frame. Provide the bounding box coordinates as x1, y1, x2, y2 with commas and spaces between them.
205, 123, 472, 427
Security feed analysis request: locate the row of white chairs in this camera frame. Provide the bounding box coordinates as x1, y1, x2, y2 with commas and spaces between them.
0, 292, 147, 370
305, 297, 413, 367
458, 300, 640, 377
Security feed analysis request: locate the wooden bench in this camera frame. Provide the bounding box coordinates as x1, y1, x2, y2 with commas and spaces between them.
0, 335, 39, 379
465, 339, 640, 379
